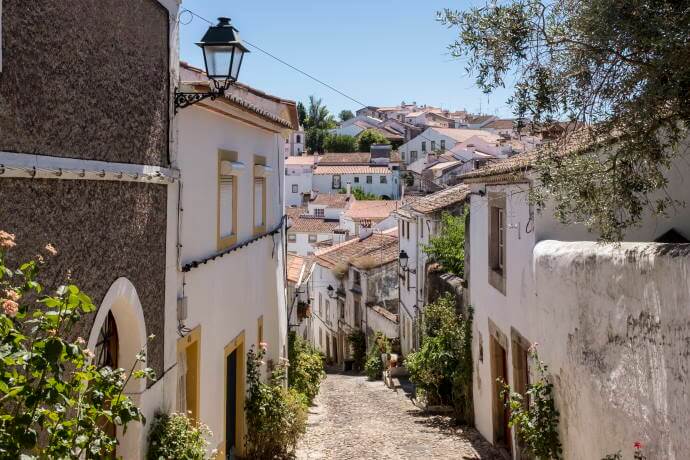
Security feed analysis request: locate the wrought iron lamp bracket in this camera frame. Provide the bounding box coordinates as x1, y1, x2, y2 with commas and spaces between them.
174, 80, 232, 113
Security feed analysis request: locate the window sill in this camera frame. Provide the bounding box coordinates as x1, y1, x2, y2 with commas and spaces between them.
488, 268, 506, 295
253, 225, 266, 236
218, 234, 238, 251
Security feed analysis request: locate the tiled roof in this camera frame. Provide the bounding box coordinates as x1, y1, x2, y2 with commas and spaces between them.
288, 215, 340, 233
285, 156, 315, 166
315, 232, 399, 270
345, 200, 401, 221
318, 152, 371, 165
314, 166, 392, 175
286, 206, 307, 218
311, 193, 352, 208
286, 254, 306, 284
459, 151, 536, 181
466, 115, 495, 124
409, 184, 470, 214
431, 128, 502, 143
484, 119, 516, 130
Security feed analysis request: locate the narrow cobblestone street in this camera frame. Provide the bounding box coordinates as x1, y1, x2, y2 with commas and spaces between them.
296, 372, 504, 460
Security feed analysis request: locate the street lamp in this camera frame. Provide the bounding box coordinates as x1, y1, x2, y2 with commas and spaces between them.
175, 17, 249, 112
326, 285, 338, 299
399, 250, 416, 274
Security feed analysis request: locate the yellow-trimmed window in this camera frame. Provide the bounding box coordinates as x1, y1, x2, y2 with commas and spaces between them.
253, 155, 270, 234
218, 150, 241, 250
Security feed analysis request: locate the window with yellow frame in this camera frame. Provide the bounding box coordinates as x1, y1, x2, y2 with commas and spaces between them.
218, 150, 241, 250
257, 316, 263, 346
253, 155, 269, 235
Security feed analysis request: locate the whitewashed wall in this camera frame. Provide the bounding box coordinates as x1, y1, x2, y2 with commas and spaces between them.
285, 165, 312, 207
309, 264, 341, 358
288, 231, 332, 256
312, 173, 400, 199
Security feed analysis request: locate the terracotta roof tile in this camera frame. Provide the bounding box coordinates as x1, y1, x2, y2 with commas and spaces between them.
318, 153, 371, 165
288, 215, 340, 233
285, 156, 315, 165
345, 200, 401, 221
315, 232, 399, 270
409, 184, 470, 214
310, 193, 352, 208
286, 254, 305, 284
314, 166, 392, 175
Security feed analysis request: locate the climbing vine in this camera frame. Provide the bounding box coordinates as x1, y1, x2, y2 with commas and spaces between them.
501, 346, 562, 459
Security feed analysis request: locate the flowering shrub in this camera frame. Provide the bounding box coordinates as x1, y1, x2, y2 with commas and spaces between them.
146, 412, 212, 460
245, 344, 307, 459
406, 294, 473, 420
0, 232, 153, 459
287, 331, 325, 404
602, 442, 647, 460
502, 346, 562, 459
364, 332, 390, 380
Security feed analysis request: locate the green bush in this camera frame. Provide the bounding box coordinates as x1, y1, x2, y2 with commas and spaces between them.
357, 129, 390, 152
347, 330, 366, 371
288, 331, 325, 403
245, 345, 308, 459
324, 134, 358, 153
423, 210, 467, 278
147, 413, 212, 460
0, 232, 153, 459
406, 294, 473, 420
365, 352, 384, 380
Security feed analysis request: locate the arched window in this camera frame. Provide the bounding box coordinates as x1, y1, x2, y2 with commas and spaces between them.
296, 134, 301, 143
95, 311, 119, 369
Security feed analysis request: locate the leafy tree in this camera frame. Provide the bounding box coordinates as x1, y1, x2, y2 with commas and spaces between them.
357, 129, 390, 153
0, 231, 153, 459
339, 110, 355, 122
304, 95, 336, 130
324, 134, 358, 153
287, 332, 325, 404
305, 128, 328, 153
423, 210, 466, 277
297, 101, 307, 127
439, 0, 690, 241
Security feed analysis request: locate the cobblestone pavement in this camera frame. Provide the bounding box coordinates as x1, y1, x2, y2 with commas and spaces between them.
295, 372, 505, 460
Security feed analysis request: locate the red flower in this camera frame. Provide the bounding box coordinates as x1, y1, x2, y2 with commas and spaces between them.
634, 441, 643, 450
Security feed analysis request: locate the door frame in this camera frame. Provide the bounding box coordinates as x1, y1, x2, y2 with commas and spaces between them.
489, 320, 511, 454
219, 330, 246, 458
176, 326, 201, 422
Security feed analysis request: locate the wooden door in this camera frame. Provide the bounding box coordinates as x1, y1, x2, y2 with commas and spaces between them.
490, 335, 511, 453
225, 349, 238, 458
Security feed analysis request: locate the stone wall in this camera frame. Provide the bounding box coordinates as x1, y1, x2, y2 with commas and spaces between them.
533, 241, 690, 458
425, 264, 465, 313
0, 178, 167, 379
0, 0, 170, 166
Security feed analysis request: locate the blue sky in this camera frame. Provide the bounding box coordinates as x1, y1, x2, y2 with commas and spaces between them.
179, 1, 515, 118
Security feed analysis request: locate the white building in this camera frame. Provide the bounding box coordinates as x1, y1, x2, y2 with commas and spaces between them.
285, 155, 315, 207
287, 194, 352, 256
339, 200, 401, 237
284, 129, 305, 156
312, 153, 401, 199
393, 184, 470, 356
309, 230, 400, 367
462, 146, 690, 459
176, 66, 297, 458
398, 127, 505, 167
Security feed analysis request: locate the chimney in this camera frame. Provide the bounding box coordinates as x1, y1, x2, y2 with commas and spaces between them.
359, 220, 373, 239
346, 182, 352, 197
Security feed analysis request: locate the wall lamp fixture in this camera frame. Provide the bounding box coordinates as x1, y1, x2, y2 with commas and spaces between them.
175, 17, 249, 112
399, 250, 416, 274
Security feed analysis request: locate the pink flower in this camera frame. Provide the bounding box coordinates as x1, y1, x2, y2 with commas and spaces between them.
634, 441, 643, 450
259, 342, 268, 350
0, 231, 16, 250
75, 337, 86, 346
4, 290, 20, 302
2, 299, 19, 317
44, 243, 58, 256
528, 342, 539, 353
84, 349, 95, 359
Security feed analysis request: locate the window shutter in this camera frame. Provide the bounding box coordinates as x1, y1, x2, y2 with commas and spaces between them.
219, 177, 234, 238
254, 178, 264, 228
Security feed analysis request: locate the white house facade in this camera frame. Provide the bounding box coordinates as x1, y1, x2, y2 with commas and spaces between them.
176, 69, 297, 458
285, 155, 315, 207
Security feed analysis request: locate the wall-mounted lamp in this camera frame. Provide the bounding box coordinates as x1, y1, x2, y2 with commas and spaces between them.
326, 284, 338, 299
399, 250, 416, 274
175, 17, 249, 112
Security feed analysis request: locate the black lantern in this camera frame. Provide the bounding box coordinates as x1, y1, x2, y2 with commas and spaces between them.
198, 17, 249, 87
175, 17, 249, 112
326, 285, 337, 299
399, 250, 409, 269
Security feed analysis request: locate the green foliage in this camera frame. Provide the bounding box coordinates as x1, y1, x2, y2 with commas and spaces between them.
439, 0, 690, 241
324, 134, 359, 153
364, 332, 391, 380
147, 412, 212, 460
338, 187, 381, 201
297, 102, 307, 127
305, 128, 328, 154
339, 110, 355, 122
423, 211, 467, 277
0, 232, 153, 459
303, 95, 336, 130
501, 347, 562, 459
406, 294, 473, 422
287, 331, 325, 404
357, 129, 390, 153
347, 330, 366, 371
245, 345, 307, 459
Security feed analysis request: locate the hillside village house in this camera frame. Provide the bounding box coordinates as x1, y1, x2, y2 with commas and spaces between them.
461, 145, 690, 458
285, 155, 315, 207
176, 63, 298, 457
286, 254, 316, 343
339, 200, 401, 236
308, 230, 400, 367
312, 152, 402, 199
284, 128, 306, 156
394, 185, 469, 356
0, 1, 179, 457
